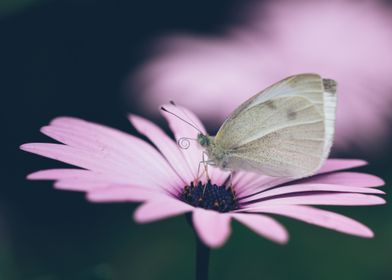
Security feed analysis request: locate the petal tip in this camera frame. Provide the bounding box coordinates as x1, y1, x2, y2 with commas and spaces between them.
376, 178, 386, 187
375, 197, 387, 205
26, 172, 39, 180
192, 209, 231, 249
127, 114, 138, 121
276, 232, 290, 245
133, 206, 151, 224
348, 159, 368, 167
86, 192, 106, 203
20, 143, 34, 152
364, 230, 374, 238
356, 226, 374, 239
50, 116, 77, 125
39, 126, 54, 137
277, 238, 289, 245
128, 114, 143, 128
197, 232, 228, 248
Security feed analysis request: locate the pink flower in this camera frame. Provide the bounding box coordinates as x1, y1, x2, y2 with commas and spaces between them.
20, 105, 385, 248
130, 0, 392, 153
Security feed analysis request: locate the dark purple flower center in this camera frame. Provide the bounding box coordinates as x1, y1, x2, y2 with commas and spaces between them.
179, 180, 239, 212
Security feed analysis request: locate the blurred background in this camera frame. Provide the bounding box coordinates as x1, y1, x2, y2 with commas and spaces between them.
1, 0, 392, 279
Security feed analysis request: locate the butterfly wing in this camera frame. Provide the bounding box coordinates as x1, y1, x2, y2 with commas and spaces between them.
214, 73, 337, 177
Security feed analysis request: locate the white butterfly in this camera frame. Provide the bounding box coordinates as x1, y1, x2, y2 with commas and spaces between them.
196, 73, 337, 178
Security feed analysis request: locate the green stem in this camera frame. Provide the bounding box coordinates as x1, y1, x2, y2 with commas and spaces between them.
195, 231, 210, 280
186, 214, 211, 280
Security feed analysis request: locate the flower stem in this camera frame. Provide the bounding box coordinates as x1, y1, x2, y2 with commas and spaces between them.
195, 231, 210, 280
186, 214, 211, 280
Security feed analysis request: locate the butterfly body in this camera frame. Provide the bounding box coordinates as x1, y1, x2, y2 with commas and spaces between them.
197, 73, 337, 178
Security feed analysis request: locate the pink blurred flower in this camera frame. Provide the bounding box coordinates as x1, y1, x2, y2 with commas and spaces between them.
131, 0, 392, 153
21, 105, 385, 248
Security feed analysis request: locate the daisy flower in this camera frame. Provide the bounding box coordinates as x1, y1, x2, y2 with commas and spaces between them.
130, 0, 392, 154
20, 104, 385, 249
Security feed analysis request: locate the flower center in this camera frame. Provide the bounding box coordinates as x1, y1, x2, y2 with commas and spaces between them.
179, 180, 239, 212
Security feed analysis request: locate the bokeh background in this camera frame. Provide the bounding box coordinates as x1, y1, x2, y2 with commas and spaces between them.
1, 0, 392, 279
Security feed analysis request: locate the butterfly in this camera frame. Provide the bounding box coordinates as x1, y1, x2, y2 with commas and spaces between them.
195, 73, 337, 178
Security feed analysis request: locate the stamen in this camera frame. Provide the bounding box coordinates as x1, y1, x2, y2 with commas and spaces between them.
179, 180, 239, 212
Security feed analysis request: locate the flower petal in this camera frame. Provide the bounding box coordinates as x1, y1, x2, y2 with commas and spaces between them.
245, 193, 386, 207
40, 117, 183, 187
28, 168, 121, 190
21, 143, 122, 174
129, 114, 193, 183
27, 168, 95, 180
55, 180, 111, 191
244, 205, 374, 238
192, 208, 231, 248
87, 185, 167, 202
231, 213, 288, 244
240, 183, 384, 203
234, 159, 369, 197
134, 198, 193, 223
44, 117, 157, 162
318, 159, 367, 174
26, 166, 175, 193
299, 172, 385, 188
20, 142, 178, 192
233, 172, 288, 197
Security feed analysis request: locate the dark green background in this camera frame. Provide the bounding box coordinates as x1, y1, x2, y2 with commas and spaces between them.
1, 0, 391, 279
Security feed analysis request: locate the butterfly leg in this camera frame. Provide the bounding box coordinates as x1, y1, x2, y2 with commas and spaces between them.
195, 160, 206, 184
223, 171, 235, 189
202, 152, 210, 181
228, 172, 237, 197
195, 152, 214, 183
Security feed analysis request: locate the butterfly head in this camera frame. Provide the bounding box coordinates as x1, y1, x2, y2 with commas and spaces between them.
197, 133, 210, 147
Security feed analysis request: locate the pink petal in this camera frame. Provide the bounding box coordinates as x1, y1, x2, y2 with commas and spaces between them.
54, 180, 110, 191
48, 117, 178, 177
318, 159, 367, 174
231, 213, 288, 244
241, 183, 384, 203
21, 143, 121, 173
129, 114, 193, 183
246, 193, 386, 207
235, 159, 370, 197
87, 185, 168, 202
300, 172, 385, 188
233, 172, 297, 197
20, 143, 178, 191
27, 168, 94, 180
41, 117, 183, 186
244, 205, 374, 238
192, 208, 231, 248
43, 118, 150, 161
27, 168, 124, 184
28, 169, 126, 192
134, 198, 193, 223
209, 169, 232, 186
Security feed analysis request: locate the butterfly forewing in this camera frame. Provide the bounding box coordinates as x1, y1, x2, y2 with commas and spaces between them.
213, 73, 337, 177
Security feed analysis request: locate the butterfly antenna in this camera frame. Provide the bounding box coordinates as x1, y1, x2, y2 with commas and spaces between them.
160, 105, 203, 134
177, 137, 197, 149
169, 101, 203, 132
